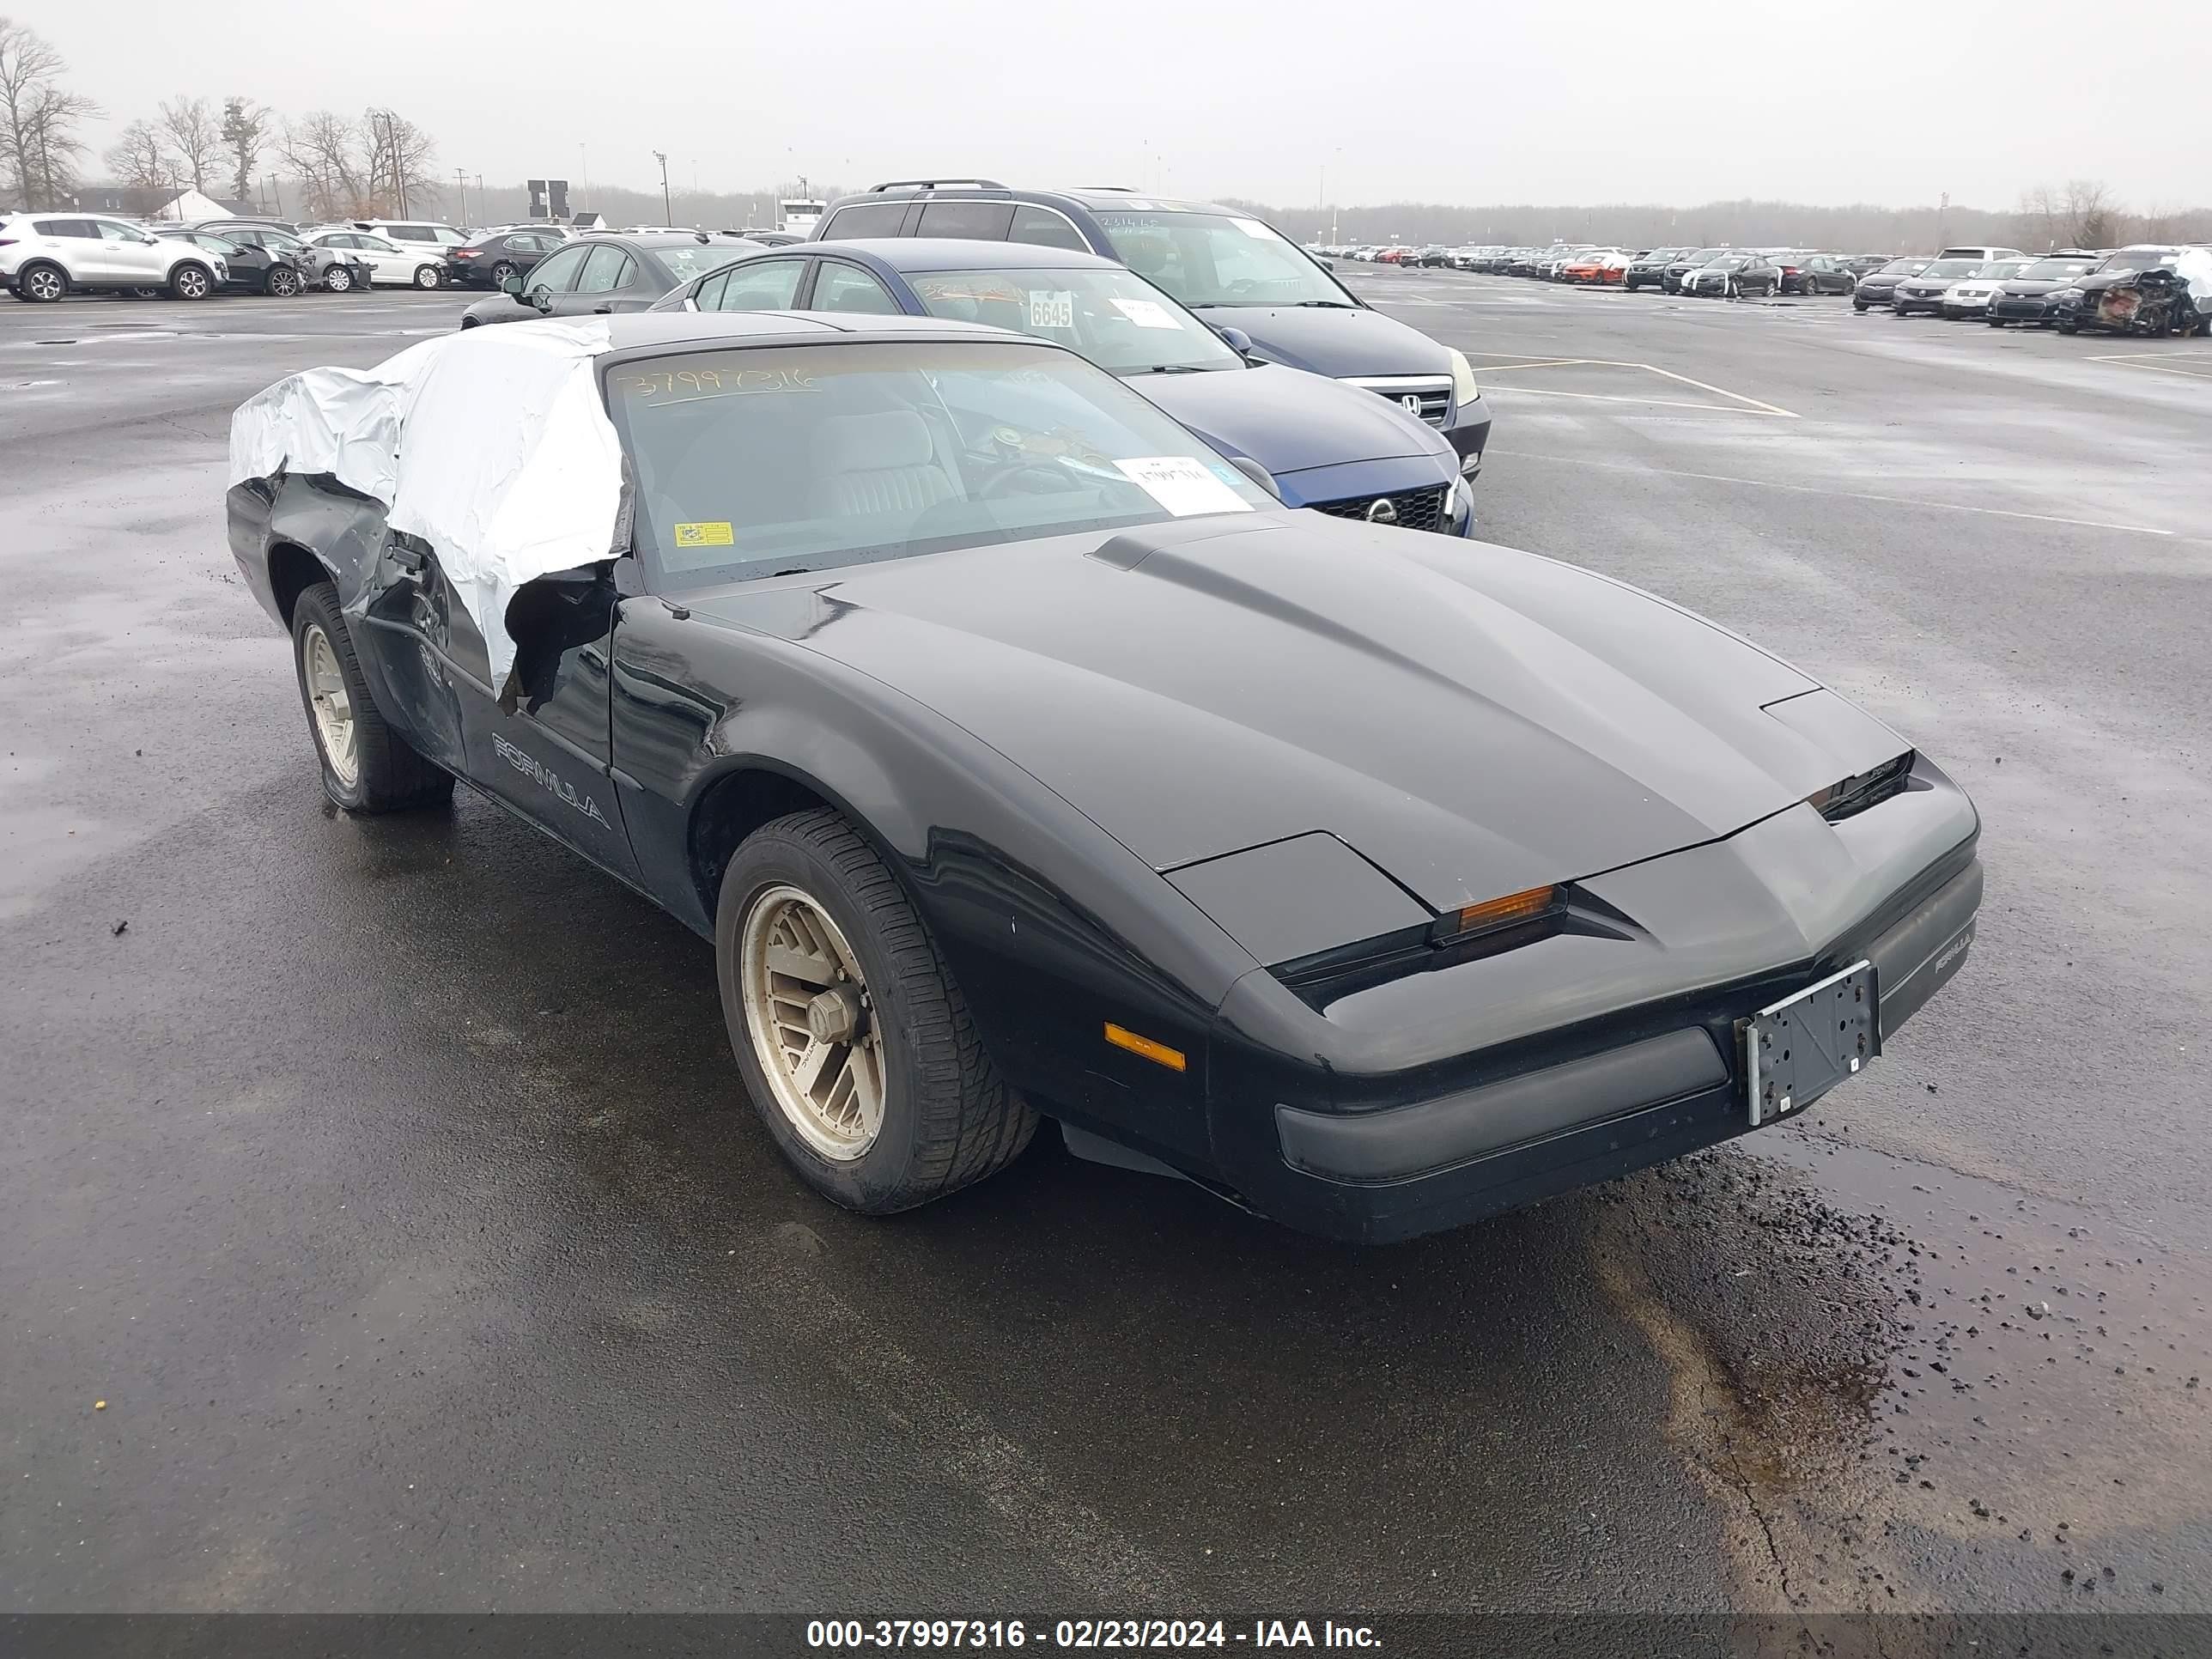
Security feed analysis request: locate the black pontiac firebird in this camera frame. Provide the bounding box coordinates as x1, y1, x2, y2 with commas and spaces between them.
227, 312, 1982, 1244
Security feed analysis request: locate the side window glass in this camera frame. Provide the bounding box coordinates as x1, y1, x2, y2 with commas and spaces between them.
690, 271, 729, 310
96, 220, 139, 243
811, 262, 900, 314
710, 258, 804, 310
527, 246, 588, 293
817, 202, 908, 240
1009, 206, 1088, 251
915, 201, 1015, 240
574, 246, 632, 293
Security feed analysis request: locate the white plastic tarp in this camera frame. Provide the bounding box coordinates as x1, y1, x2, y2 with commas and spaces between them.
2179, 247, 2212, 304
228, 319, 623, 685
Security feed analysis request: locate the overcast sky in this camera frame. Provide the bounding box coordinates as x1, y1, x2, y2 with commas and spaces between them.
33, 1, 2212, 210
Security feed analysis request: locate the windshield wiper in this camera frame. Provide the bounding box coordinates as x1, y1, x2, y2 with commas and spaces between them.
1134, 363, 1210, 374
1291, 299, 1355, 308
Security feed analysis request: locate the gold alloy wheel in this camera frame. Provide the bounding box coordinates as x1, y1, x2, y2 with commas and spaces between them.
738, 884, 886, 1160
301, 623, 358, 787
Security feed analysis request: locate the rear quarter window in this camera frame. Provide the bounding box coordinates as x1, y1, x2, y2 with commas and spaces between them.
915, 201, 1016, 240
818, 201, 910, 240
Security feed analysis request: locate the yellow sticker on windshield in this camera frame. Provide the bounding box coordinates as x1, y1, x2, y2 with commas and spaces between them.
672, 521, 734, 549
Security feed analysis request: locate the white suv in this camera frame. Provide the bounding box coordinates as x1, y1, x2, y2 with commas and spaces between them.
2, 213, 228, 301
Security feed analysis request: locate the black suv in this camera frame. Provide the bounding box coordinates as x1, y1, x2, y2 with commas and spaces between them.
811, 179, 1489, 474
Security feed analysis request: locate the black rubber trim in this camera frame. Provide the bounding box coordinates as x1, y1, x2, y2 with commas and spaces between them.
1274, 1026, 1728, 1184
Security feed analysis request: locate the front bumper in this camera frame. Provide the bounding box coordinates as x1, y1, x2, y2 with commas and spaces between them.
1892, 289, 1950, 313
1200, 757, 1982, 1243
1990, 295, 2054, 322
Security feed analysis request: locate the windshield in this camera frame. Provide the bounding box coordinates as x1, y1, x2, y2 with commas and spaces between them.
1976, 261, 2032, 279
1878, 258, 1929, 275
610, 340, 1273, 592
1917, 260, 1979, 278
1092, 210, 1348, 308
2097, 246, 2180, 273
906, 267, 1242, 375
1679, 248, 1726, 264
2021, 259, 2093, 279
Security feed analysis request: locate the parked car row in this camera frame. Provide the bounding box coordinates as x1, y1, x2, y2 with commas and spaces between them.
1857, 245, 2211, 335
2, 210, 580, 301
1321, 234, 2212, 337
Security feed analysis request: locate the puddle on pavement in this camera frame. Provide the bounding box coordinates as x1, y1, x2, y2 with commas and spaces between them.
1595, 1133, 2211, 1613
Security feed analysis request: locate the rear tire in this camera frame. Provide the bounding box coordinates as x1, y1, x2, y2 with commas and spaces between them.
16, 261, 66, 302
289, 582, 453, 814
413, 264, 443, 290
267, 264, 301, 298
324, 264, 354, 293
715, 808, 1036, 1216
489, 260, 517, 288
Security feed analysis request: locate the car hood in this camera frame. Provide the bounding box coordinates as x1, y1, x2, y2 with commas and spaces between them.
1131, 363, 1447, 472
1996, 278, 2069, 296
685, 518, 1905, 912
1188, 303, 1450, 378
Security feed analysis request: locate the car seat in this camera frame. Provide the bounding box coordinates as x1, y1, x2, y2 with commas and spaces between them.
806, 410, 961, 518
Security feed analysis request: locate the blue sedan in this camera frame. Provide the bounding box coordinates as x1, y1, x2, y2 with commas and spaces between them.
646, 240, 1479, 536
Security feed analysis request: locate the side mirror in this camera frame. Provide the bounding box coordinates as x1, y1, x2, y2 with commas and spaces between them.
1226, 454, 1282, 502
502, 272, 526, 297
1318, 258, 1335, 270
1214, 325, 1255, 357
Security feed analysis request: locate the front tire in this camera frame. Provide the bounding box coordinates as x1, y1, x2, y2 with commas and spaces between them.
324, 264, 354, 293
289, 583, 453, 814
16, 261, 66, 302
413, 264, 443, 290
716, 808, 1036, 1216
168, 263, 212, 301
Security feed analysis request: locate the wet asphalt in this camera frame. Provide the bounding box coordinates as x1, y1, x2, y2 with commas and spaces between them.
2, 272, 2208, 1632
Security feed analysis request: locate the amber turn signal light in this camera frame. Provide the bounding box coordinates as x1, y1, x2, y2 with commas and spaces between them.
1103, 1023, 1187, 1073
1446, 884, 1558, 936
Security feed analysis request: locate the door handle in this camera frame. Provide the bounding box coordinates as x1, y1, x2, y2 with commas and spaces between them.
592, 304, 614, 313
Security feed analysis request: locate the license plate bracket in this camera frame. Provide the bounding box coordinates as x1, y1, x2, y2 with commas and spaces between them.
1743, 960, 1876, 1127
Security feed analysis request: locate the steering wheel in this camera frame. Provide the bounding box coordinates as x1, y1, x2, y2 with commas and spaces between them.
979, 462, 1079, 501
1224, 278, 1267, 299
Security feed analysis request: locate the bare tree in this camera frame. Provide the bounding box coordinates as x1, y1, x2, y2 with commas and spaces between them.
104, 117, 168, 191
280, 109, 368, 220
21, 78, 94, 207
2014, 183, 2061, 252
220, 95, 268, 204
157, 94, 220, 194
2061, 179, 2119, 249
362, 107, 436, 216
1, 16, 96, 209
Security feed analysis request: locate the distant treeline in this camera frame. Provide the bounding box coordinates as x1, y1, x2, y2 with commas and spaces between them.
368, 178, 2212, 255
1221, 195, 2212, 254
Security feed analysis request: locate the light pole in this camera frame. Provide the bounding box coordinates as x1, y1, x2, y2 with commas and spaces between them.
579, 143, 588, 210
654, 150, 672, 226
455, 167, 468, 226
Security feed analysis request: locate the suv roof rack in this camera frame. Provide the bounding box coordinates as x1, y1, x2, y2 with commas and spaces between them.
1079, 185, 1136, 192
868, 178, 1007, 193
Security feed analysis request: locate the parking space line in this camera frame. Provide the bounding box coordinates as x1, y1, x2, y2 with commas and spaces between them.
1467, 355, 1799, 418
2087, 352, 2212, 382
1487, 449, 2177, 536
1480, 386, 1760, 415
